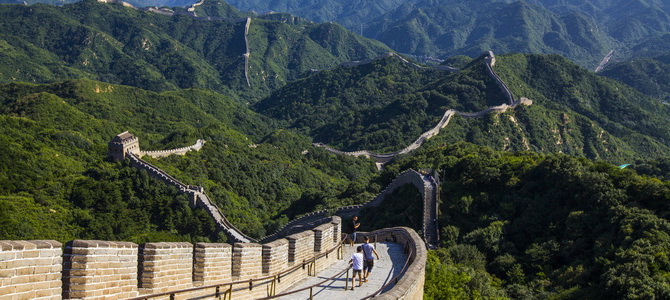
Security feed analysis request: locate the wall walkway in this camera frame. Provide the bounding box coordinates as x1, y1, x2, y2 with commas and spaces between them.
140, 139, 205, 158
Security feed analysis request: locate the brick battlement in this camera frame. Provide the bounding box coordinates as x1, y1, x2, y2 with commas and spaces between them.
0, 240, 62, 299
0, 217, 342, 300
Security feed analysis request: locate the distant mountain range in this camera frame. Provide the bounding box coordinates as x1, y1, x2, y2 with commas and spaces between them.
0, 0, 389, 100
5, 0, 670, 70
222, 0, 670, 69
0, 0, 196, 8
256, 53, 670, 163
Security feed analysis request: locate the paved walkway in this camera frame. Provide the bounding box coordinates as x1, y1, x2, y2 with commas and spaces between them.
277, 242, 407, 299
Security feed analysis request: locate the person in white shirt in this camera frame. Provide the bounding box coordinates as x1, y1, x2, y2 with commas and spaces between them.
349, 246, 364, 289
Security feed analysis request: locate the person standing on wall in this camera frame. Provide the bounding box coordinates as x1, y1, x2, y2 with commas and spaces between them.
362, 236, 380, 282
348, 216, 360, 246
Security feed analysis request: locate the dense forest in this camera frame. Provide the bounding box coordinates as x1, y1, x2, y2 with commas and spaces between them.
0, 0, 389, 100
0, 79, 379, 242
378, 142, 670, 299
222, 0, 670, 69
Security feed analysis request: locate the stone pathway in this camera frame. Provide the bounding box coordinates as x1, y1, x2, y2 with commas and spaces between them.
276, 242, 407, 299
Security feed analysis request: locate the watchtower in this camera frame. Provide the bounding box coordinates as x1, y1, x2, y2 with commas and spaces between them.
109, 131, 141, 161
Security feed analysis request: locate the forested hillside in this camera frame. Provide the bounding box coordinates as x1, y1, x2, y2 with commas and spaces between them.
222, 0, 670, 69
383, 142, 670, 299
0, 79, 379, 242
0, 0, 197, 8
364, 0, 615, 67
600, 53, 670, 102
0, 0, 389, 101
256, 53, 670, 163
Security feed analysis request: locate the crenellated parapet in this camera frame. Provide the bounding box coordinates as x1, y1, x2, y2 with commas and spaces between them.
1, 217, 344, 300
1, 220, 428, 299
0, 240, 62, 299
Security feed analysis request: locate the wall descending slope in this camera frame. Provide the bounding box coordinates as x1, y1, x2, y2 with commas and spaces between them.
261, 169, 440, 248
127, 152, 256, 243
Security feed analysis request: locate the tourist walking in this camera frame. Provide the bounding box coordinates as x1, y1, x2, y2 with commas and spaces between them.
347, 216, 360, 246
349, 246, 364, 289
362, 236, 380, 282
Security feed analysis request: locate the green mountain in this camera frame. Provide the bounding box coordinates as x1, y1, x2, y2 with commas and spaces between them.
256, 53, 670, 163
0, 0, 390, 101
0, 0, 198, 8
532, 0, 670, 45
0, 78, 379, 242
221, 0, 670, 69
223, 0, 421, 30
363, 0, 616, 67
600, 54, 670, 102
187, 0, 246, 18
385, 142, 670, 299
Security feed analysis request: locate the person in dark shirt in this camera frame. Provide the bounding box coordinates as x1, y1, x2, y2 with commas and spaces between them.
361, 236, 380, 282
348, 216, 360, 246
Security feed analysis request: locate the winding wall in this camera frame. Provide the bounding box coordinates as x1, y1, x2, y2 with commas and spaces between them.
260, 169, 440, 248
315, 51, 528, 165
141, 139, 205, 158
127, 152, 256, 243
243, 17, 252, 87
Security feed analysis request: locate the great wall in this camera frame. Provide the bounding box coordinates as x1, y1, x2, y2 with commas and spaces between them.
0, 217, 426, 299
0, 51, 527, 299
315, 51, 532, 167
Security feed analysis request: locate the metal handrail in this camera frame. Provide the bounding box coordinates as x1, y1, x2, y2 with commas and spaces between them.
256, 264, 353, 299
260, 229, 417, 300
128, 237, 345, 300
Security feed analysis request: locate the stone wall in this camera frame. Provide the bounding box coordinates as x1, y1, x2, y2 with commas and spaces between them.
485, 51, 515, 105
141, 139, 205, 158
361, 227, 427, 300
62, 240, 138, 299
260, 169, 435, 244
194, 243, 232, 285
138, 242, 194, 294
0, 217, 344, 300
0, 240, 62, 299
127, 153, 255, 243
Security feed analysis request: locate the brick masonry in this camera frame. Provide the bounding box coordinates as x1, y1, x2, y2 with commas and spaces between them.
139, 242, 193, 294
62, 240, 139, 299
194, 243, 232, 285
0, 240, 62, 300
0, 217, 426, 299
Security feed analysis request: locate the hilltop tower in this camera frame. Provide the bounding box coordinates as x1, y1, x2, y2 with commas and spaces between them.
109, 131, 141, 161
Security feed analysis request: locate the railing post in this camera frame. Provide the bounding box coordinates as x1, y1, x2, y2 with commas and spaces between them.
345, 269, 349, 290
273, 276, 277, 295
216, 286, 220, 299
309, 287, 313, 299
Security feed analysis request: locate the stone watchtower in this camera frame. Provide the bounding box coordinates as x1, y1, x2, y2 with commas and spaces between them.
109, 131, 141, 161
